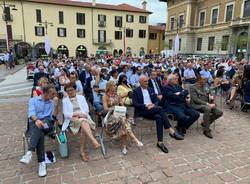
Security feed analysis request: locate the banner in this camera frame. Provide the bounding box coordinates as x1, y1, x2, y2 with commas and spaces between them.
45, 35, 51, 55
174, 33, 179, 56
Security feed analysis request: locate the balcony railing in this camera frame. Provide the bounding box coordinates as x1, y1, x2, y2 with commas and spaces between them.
2, 14, 13, 22
230, 16, 250, 27
92, 39, 112, 45
98, 21, 106, 27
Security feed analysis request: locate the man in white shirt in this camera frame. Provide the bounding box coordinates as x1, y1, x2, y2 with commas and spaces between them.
132, 76, 184, 154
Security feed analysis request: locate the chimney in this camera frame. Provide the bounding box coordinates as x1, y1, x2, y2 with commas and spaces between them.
92, 0, 96, 6
142, 0, 147, 10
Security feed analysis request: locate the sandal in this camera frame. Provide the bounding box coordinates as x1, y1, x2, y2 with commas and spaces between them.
80, 152, 89, 162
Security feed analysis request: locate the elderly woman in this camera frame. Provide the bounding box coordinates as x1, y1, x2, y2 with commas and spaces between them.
62, 82, 100, 162
102, 81, 143, 155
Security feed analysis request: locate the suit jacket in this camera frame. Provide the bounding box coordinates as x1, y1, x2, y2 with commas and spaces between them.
132, 87, 158, 117
163, 84, 188, 107
189, 84, 208, 110
79, 70, 92, 95
148, 78, 162, 94
244, 80, 250, 103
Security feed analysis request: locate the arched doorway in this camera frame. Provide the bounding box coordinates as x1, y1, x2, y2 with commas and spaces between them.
139, 47, 145, 56
76, 45, 87, 58
35, 42, 46, 58
237, 32, 248, 60
57, 45, 69, 57
113, 49, 118, 56
14, 42, 32, 59
126, 47, 132, 56
97, 46, 108, 55
118, 49, 123, 56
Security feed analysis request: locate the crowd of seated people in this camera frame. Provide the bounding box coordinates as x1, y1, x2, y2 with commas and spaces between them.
20, 55, 250, 177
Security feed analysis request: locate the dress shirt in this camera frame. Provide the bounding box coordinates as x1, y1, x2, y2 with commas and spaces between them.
200, 70, 213, 82
91, 78, 107, 103
130, 74, 140, 86
28, 96, 54, 120
141, 87, 152, 105
151, 79, 161, 95
184, 68, 196, 79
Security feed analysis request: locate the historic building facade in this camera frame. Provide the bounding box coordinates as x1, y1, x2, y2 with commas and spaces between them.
166, 0, 250, 59
0, 0, 151, 58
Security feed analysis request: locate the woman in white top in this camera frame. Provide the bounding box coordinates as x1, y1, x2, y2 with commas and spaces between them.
62, 82, 100, 162
59, 68, 70, 91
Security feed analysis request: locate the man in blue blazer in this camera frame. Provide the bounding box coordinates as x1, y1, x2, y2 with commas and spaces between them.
79, 65, 93, 103
163, 74, 200, 136
132, 75, 183, 153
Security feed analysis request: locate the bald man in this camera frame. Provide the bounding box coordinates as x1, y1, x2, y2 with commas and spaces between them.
132, 75, 183, 153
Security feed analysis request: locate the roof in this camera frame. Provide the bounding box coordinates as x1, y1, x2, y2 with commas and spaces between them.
149, 25, 166, 31
22, 0, 152, 14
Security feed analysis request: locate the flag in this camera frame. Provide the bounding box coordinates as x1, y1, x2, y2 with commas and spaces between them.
45, 35, 51, 55
174, 33, 179, 56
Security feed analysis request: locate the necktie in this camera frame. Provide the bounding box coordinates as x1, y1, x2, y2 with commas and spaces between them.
154, 80, 161, 95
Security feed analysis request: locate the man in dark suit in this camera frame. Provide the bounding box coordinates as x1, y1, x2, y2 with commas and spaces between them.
133, 75, 183, 153
79, 65, 93, 103
189, 76, 223, 138
163, 74, 200, 136
33, 65, 49, 87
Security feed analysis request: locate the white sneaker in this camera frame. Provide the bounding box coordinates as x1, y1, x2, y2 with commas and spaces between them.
20, 151, 32, 164
122, 147, 128, 155
38, 162, 47, 177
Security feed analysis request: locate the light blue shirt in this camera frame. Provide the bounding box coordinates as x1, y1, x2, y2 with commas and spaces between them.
28, 96, 54, 120
91, 79, 107, 103
184, 68, 196, 79
200, 70, 213, 82
130, 74, 140, 87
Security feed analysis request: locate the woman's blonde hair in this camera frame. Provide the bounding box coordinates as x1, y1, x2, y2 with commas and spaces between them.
105, 81, 116, 93
38, 77, 49, 86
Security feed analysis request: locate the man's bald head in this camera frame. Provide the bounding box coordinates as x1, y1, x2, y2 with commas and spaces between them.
139, 75, 149, 89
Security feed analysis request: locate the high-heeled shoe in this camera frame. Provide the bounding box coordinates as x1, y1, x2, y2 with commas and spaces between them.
137, 141, 144, 148
93, 143, 101, 149
80, 152, 89, 162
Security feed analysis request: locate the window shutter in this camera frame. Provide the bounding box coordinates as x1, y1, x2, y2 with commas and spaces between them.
57, 28, 60, 36
98, 30, 100, 42
104, 31, 106, 42
35, 27, 37, 36
83, 14, 85, 24
64, 28, 67, 37
42, 27, 45, 36
104, 15, 106, 21
98, 15, 100, 21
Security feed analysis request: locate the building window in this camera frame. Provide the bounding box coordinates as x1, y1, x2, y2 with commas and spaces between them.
98, 30, 106, 43
170, 17, 175, 30
114, 31, 122, 40
115, 16, 122, 27
225, 4, 233, 22
36, 9, 42, 23
57, 28, 67, 37
35, 26, 44, 36
179, 38, 181, 51
199, 11, 205, 26
243, 0, 250, 17
139, 30, 146, 38
211, 8, 218, 25
208, 37, 215, 51
179, 15, 184, 28
59, 11, 64, 24
221, 35, 229, 51
169, 39, 172, 50
139, 16, 147, 23
4, 7, 11, 21
126, 15, 134, 23
76, 13, 85, 25
126, 29, 133, 38
98, 15, 106, 27
77, 29, 85, 38
149, 33, 157, 40
197, 38, 202, 51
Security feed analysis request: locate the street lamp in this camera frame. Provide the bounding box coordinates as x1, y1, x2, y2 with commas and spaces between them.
0, 0, 18, 51
38, 20, 53, 35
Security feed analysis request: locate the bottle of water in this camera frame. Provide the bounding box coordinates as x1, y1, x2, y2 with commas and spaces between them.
59, 132, 65, 143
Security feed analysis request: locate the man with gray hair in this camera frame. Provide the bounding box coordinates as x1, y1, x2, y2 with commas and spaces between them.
163, 74, 200, 136
133, 75, 183, 153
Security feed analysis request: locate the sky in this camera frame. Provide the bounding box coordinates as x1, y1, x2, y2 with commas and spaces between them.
72, 0, 167, 25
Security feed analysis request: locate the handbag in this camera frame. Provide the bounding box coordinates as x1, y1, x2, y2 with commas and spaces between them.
113, 106, 127, 118
103, 110, 122, 135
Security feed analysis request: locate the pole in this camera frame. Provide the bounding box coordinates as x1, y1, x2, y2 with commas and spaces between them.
3, 0, 9, 51
123, 26, 126, 56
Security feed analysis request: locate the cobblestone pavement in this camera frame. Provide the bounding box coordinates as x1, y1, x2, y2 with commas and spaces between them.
0, 64, 25, 82
0, 96, 250, 184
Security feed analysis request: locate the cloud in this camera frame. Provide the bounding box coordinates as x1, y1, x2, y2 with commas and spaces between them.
72, 0, 166, 24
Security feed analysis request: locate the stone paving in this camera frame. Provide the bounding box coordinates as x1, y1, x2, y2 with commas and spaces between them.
0, 64, 25, 82
0, 96, 250, 184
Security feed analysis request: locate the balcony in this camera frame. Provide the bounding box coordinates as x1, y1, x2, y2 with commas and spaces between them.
230, 17, 250, 27
92, 39, 112, 45
2, 14, 13, 22
98, 21, 106, 27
